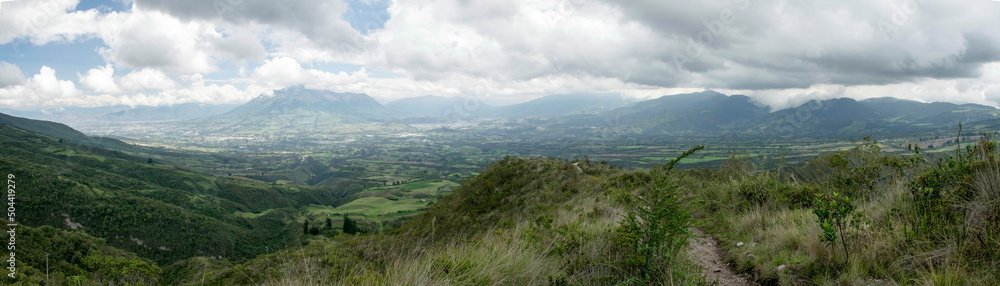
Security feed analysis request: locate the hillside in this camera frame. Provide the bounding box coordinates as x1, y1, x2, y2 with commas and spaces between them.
0, 122, 355, 265
0, 106, 130, 127
0, 111, 231, 164
0, 111, 136, 151
193, 157, 672, 285
1, 218, 161, 285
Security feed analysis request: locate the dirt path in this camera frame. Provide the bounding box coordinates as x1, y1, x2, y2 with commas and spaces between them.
688, 229, 757, 286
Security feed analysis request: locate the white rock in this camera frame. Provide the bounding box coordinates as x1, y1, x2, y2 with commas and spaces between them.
777, 264, 787, 271
736, 242, 744, 247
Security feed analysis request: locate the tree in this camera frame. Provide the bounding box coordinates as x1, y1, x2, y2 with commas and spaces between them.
343, 214, 359, 235
302, 220, 309, 235
325, 217, 333, 229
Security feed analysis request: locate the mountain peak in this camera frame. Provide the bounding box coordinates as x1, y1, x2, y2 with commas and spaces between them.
229, 88, 385, 117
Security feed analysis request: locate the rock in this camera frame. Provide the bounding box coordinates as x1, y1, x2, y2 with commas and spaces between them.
746, 254, 756, 260
777, 264, 787, 271
713, 268, 722, 273
736, 242, 744, 247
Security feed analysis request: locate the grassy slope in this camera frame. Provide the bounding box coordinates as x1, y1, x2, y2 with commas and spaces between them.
692, 138, 1000, 285
196, 157, 705, 285
305, 178, 458, 224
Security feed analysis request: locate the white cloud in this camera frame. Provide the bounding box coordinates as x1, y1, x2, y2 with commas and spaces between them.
213, 28, 267, 64
118, 68, 177, 92
78, 64, 119, 93
134, 0, 361, 47
3, 1, 270, 74
362, 0, 1000, 91
252, 57, 310, 87
96, 6, 217, 74
34, 72, 260, 107
744, 63, 1000, 110
4, 0, 1000, 111
0, 62, 27, 88
367, 0, 676, 84
343, 0, 1000, 107
0, 0, 101, 46
173, 73, 266, 104
78, 65, 177, 94
250, 56, 374, 93
0, 66, 80, 107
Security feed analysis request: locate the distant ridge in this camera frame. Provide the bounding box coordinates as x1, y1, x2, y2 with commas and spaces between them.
1, 103, 237, 125
486, 93, 629, 119
221, 86, 390, 118
101, 103, 238, 122
547, 91, 999, 136
0, 111, 137, 151
190, 86, 408, 134
386, 95, 496, 117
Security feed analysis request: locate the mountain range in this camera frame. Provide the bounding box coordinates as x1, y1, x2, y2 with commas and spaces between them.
0, 103, 237, 126
547, 91, 999, 137
4, 87, 997, 137
204, 88, 1000, 136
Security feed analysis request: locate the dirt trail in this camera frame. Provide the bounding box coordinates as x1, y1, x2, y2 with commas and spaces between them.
688, 229, 757, 286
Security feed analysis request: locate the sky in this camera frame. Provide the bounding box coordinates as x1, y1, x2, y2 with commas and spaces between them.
1, 0, 999, 110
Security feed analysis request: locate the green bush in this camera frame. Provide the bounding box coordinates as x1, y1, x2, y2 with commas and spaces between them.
614, 146, 702, 283
813, 191, 865, 263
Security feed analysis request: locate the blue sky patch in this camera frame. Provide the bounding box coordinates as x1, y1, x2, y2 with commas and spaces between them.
343, 0, 391, 35
1, 37, 107, 80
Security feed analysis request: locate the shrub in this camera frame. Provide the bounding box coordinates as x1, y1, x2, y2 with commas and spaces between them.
813, 191, 865, 263
615, 146, 702, 283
